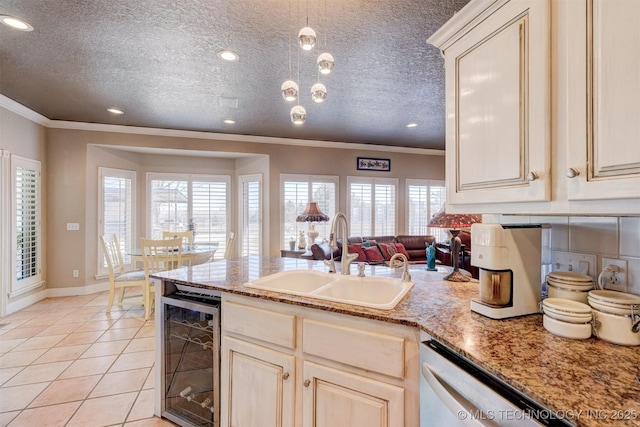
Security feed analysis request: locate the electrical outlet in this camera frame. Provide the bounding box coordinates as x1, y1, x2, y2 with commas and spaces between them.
72, 269, 79, 278
601, 258, 627, 292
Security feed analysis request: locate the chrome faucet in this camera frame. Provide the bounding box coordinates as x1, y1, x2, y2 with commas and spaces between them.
325, 212, 358, 275
389, 253, 412, 282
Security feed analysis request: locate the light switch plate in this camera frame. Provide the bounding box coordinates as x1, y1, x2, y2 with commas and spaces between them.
551, 250, 597, 280
66, 223, 80, 231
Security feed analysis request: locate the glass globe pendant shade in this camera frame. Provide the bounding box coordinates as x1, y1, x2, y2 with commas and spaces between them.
281, 80, 299, 102
298, 27, 317, 50
317, 52, 335, 75
290, 105, 307, 124
311, 83, 327, 103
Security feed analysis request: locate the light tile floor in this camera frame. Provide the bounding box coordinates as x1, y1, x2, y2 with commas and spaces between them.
0, 291, 175, 427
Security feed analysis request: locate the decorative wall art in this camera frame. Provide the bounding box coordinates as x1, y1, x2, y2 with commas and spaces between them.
357, 157, 391, 172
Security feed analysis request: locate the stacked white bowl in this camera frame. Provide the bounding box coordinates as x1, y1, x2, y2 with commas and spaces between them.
546, 271, 594, 304
541, 298, 593, 339
588, 290, 640, 346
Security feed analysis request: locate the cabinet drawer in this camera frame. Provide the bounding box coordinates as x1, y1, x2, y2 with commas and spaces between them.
223, 301, 296, 349
302, 319, 405, 379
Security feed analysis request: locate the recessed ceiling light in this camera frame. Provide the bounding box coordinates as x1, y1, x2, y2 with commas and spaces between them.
223, 119, 236, 124
406, 123, 418, 128
107, 108, 124, 115
217, 50, 239, 62
0, 15, 33, 31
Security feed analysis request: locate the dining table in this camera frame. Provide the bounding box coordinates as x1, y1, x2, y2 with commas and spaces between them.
129, 243, 219, 266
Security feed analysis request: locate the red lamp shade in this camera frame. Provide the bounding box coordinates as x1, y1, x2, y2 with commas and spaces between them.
296, 202, 330, 222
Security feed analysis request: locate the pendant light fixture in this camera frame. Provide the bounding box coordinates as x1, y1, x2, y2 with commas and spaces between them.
311, 83, 327, 103
316, 0, 334, 74
298, 26, 316, 50
282, 0, 298, 102
290, 105, 307, 124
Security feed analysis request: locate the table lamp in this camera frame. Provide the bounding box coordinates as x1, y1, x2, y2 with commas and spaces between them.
296, 202, 330, 248
428, 208, 481, 282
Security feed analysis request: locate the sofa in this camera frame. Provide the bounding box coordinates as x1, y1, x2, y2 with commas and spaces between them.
309, 235, 438, 264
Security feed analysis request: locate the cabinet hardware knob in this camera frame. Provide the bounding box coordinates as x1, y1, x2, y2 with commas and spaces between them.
566, 168, 580, 178
527, 172, 539, 181
303, 379, 310, 387
282, 372, 289, 380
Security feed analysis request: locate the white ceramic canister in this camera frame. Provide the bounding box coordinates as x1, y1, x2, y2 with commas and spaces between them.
546, 279, 592, 304
543, 315, 592, 340
541, 298, 592, 324
592, 309, 640, 346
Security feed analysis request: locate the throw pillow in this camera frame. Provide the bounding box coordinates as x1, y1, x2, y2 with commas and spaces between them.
377, 242, 397, 261
348, 243, 367, 262
361, 240, 371, 248
393, 243, 411, 259
363, 246, 384, 263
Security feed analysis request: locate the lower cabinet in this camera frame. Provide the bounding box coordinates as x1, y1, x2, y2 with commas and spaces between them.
220, 294, 419, 427
221, 337, 295, 427
302, 361, 404, 427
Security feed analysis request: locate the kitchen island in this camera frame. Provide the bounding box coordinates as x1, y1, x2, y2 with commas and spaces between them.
152, 256, 640, 427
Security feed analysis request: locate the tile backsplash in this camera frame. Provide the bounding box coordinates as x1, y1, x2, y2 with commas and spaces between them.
484, 215, 640, 295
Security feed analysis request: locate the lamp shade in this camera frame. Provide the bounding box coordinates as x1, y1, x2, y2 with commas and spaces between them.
428, 209, 481, 229
296, 202, 330, 222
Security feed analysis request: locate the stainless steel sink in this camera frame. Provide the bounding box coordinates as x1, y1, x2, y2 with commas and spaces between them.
243, 270, 414, 310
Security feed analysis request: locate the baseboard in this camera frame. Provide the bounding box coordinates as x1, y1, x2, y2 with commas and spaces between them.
6, 289, 48, 314
46, 282, 110, 297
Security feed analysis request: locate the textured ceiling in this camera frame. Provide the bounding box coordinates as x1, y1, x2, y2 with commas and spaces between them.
0, 0, 469, 150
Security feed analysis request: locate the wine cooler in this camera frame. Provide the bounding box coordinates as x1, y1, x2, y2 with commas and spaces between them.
160, 287, 221, 427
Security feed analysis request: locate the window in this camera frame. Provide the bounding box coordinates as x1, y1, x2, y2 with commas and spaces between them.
239, 174, 262, 256
11, 155, 42, 296
281, 174, 337, 248
99, 168, 136, 274
148, 174, 230, 259
406, 179, 447, 241
348, 177, 397, 236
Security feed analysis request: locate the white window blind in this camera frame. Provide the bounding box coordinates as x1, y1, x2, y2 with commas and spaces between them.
99, 168, 135, 273
12, 155, 42, 295
148, 174, 230, 259
348, 177, 397, 236
239, 174, 262, 256
406, 179, 446, 241
281, 175, 337, 248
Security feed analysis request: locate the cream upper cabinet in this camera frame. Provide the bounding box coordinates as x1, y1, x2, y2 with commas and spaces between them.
428, 0, 640, 215
428, 0, 551, 205
565, 0, 640, 201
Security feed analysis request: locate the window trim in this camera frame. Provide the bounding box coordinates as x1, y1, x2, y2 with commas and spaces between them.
238, 174, 263, 257
146, 172, 231, 259
10, 155, 42, 297
280, 174, 339, 249
405, 178, 446, 238
347, 176, 398, 236
98, 167, 137, 276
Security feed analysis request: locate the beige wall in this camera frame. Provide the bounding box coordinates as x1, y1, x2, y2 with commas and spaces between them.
44, 127, 445, 290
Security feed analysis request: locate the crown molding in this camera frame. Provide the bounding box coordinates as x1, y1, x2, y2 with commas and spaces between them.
1, 95, 444, 157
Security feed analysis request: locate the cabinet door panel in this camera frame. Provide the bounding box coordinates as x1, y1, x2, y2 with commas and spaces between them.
221, 337, 295, 427
302, 361, 404, 427
443, 0, 550, 204
567, 0, 640, 200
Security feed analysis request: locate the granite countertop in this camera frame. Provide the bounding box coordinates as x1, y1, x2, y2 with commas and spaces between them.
153, 256, 640, 427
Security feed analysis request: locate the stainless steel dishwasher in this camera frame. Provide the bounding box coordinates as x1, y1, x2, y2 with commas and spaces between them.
160, 285, 221, 427
420, 338, 575, 427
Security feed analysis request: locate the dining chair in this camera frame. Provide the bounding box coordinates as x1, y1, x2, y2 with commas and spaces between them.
224, 231, 236, 259
99, 234, 148, 314
140, 237, 183, 320
162, 230, 194, 247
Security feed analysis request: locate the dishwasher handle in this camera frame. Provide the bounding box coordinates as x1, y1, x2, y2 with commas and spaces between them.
422, 362, 489, 427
